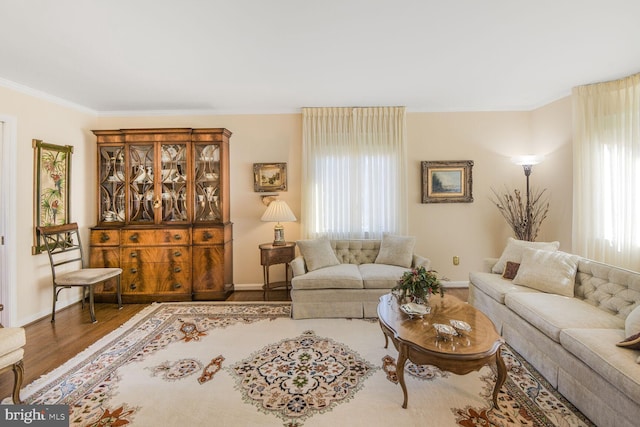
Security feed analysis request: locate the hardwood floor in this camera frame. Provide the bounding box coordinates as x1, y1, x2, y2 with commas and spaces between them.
0, 287, 467, 401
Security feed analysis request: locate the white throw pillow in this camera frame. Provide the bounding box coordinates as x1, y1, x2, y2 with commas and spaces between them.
296, 238, 340, 272
626, 305, 640, 338
375, 234, 416, 268
492, 237, 560, 274
512, 248, 579, 297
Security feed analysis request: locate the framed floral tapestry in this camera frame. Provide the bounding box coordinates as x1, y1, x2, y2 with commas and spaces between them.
32, 139, 74, 254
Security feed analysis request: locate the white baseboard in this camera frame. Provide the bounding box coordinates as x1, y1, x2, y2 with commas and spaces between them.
441, 280, 469, 289
234, 283, 265, 291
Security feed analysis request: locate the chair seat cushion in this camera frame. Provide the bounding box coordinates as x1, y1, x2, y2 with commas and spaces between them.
56, 268, 122, 285
0, 327, 26, 355
0, 348, 24, 367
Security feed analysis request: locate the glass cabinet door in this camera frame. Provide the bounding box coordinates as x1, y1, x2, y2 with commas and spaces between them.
129, 144, 155, 223
160, 143, 188, 222
194, 143, 221, 222
98, 146, 126, 223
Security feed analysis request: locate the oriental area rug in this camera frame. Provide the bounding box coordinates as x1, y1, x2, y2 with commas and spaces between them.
6, 302, 594, 426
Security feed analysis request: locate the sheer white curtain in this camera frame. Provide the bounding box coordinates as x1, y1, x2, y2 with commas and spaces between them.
301, 107, 408, 239
572, 73, 640, 270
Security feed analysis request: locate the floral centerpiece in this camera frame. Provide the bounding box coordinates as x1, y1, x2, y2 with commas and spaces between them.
392, 266, 443, 304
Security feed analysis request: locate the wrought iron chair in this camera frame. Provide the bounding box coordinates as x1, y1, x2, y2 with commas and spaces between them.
0, 304, 25, 404
38, 223, 122, 323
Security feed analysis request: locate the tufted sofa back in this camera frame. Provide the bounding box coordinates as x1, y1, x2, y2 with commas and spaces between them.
330, 240, 381, 265
575, 258, 640, 320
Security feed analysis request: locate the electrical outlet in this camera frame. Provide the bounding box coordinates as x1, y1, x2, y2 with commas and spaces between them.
453, 256, 460, 266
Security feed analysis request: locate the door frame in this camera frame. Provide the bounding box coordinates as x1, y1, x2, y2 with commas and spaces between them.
0, 114, 17, 326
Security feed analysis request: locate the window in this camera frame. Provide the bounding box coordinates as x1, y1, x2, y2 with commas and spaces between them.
302, 107, 407, 239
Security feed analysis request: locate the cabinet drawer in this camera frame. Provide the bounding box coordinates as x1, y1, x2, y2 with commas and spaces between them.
192, 228, 225, 244
122, 246, 190, 263
122, 263, 191, 294
122, 229, 191, 246
90, 229, 120, 246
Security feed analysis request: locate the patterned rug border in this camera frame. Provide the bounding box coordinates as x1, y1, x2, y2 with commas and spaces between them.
17, 302, 292, 399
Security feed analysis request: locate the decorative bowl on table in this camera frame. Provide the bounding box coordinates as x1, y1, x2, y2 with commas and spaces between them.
433, 323, 457, 340
449, 319, 472, 335
400, 302, 431, 317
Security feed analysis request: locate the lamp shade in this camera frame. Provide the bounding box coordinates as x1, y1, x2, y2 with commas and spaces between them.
511, 155, 544, 166
261, 200, 297, 223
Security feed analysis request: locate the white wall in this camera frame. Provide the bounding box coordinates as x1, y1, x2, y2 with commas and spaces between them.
1, 81, 573, 325
0, 86, 98, 325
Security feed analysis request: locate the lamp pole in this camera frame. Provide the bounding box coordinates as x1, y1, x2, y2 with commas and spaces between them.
522, 164, 533, 241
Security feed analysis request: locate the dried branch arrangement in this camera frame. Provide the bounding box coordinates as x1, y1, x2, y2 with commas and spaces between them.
490, 186, 550, 242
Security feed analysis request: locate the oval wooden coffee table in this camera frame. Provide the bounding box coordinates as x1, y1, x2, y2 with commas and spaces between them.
377, 293, 506, 409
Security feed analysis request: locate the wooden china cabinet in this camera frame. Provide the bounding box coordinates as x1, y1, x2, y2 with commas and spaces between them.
89, 128, 233, 303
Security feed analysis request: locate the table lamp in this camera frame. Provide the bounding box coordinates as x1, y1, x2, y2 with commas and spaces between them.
261, 200, 297, 245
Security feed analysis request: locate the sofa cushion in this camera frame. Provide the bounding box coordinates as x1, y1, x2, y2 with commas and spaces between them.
512, 249, 579, 297
560, 328, 640, 403
469, 271, 540, 304
375, 234, 415, 268
359, 263, 410, 289
332, 240, 380, 264
296, 238, 340, 272
291, 264, 363, 290
492, 237, 560, 274
505, 292, 625, 342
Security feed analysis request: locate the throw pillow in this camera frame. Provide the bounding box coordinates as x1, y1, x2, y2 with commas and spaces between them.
616, 332, 640, 350
296, 238, 340, 272
375, 234, 416, 268
512, 248, 579, 297
492, 237, 560, 274
502, 261, 520, 280
617, 304, 640, 350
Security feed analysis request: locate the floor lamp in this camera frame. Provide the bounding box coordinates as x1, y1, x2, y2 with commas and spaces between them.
511, 155, 543, 241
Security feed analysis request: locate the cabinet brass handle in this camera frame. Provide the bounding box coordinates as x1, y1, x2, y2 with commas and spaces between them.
129, 233, 139, 242
174, 234, 182, 240
153, 198, 161, 209
130, 268, 137, 273
174, 251, 181, 257
174, 283, 182, 289
130, 252, 138, 258
100, 232, 110, 243
174, 267, 181, 272
129, 284, 137, 290
203, 231, 213, 240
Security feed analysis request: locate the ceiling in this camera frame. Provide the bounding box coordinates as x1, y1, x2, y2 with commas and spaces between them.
1, 0, 639, 115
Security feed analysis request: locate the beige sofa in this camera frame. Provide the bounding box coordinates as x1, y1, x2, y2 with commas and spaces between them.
469, 247, 640, 427
290, 238, 430, 319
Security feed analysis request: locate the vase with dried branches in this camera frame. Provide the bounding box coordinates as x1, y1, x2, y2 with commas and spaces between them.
490, 186, 550, 242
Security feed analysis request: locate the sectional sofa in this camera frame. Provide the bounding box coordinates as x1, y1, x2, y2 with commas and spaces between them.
469, 238, 640, 427
290, 236, 430, 319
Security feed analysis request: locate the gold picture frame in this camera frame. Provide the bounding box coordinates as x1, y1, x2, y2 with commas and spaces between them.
421, 160, 473, 203
253, 163, 287, 192
32, 139, 74, 254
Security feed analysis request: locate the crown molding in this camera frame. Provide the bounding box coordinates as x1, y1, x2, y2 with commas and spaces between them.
0, 77, 97, 115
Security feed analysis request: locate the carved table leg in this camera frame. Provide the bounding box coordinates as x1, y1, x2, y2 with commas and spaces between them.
397, 344, 409, 409
492, 345, 507, 408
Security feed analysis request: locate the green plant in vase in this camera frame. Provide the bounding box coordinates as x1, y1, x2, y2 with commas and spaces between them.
392, 266, 443, 304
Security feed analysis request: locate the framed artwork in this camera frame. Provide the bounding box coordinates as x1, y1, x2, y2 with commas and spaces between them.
421, 160, 473, 203
32, 139, 74, 254
253, 163, 287, 192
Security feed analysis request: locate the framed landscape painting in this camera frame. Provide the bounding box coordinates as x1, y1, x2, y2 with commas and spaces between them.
32, 139, 74, 254
253, 163, 287, 192
421, 160, 473, 203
